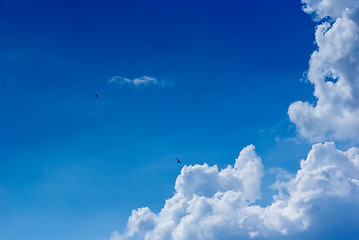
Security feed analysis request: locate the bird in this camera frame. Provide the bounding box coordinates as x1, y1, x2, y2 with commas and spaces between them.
177, 158, 182, 164
95, 94, 98, 98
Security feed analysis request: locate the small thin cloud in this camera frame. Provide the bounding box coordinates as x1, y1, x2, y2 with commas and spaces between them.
109, 75, 160, 87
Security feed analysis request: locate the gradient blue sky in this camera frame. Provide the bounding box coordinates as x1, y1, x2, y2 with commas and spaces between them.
0, 0, 321, 239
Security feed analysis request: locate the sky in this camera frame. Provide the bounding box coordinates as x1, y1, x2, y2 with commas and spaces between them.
1, 0, 359, 240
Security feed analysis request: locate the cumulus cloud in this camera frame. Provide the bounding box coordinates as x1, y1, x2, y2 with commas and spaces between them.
109, 75, 160, 87
289, 0, 359, 142
302, 0, 359, 20
110, 1, 359, 239
111, 143, 359, 240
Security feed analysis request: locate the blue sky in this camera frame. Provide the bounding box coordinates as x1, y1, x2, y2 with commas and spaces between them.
2, 0, 359, 240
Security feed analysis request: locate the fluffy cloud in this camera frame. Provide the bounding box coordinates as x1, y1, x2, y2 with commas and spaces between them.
111, 143, 359, 240
110, 1, 359, 239
109, 75, 159, 87
302, 0, 359, 19
289, 0, 359, 142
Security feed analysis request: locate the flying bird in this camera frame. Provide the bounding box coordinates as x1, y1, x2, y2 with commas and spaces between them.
177, 159, 181, 164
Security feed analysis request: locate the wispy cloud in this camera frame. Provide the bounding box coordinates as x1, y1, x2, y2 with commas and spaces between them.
109, 75, 160, 87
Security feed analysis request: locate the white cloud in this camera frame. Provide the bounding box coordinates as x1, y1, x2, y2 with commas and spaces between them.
109, 75, 159, 87
302, 0, 359, 20
110, 1, 359, 239
111, 143, 359, 240
289, 0, 359, 142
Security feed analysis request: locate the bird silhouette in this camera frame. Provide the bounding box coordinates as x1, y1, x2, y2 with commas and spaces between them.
177, 158, 182, 164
